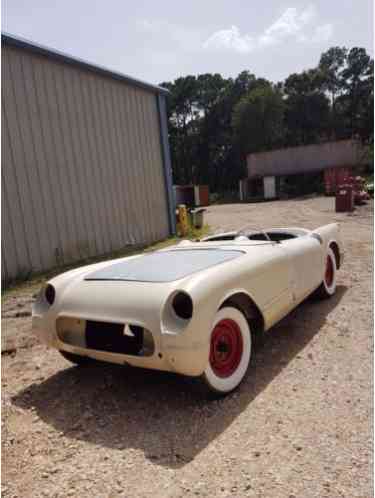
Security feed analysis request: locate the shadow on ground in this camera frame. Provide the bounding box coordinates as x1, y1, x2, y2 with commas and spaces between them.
12, 286, 347, 468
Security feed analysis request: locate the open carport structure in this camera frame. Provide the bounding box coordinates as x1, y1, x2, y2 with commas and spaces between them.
240, 139, 365, 200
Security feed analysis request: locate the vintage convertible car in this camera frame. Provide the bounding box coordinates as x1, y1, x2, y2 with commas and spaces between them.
32, 223, 343, 395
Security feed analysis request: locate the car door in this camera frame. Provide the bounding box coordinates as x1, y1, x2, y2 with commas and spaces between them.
245, 242, 295, 329
279, 235, 323, 303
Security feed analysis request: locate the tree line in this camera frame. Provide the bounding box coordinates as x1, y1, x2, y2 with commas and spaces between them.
160, 46, 373, 193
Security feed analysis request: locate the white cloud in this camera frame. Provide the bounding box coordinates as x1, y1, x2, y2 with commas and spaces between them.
311, 23, 334, 43
299, 4, 317, 25
203, 26, 255, 54
203, 5, 333, 54
259, 6, 316, 46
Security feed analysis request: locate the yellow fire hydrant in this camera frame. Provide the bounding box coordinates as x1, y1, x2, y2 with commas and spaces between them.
177, 204, 189, 237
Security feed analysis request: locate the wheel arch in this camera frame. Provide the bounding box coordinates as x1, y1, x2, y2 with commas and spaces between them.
328, 240, 341, 269
218, 290, 265, 341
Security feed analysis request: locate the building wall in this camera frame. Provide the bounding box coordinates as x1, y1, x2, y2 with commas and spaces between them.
247, 140, 364, 179
2, 44, 171, 282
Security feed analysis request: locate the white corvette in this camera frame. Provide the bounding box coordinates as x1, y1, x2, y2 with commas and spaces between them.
32, 223, 343, 395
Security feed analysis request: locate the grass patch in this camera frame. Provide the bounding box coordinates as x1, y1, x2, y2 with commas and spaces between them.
2, 224, 210, 299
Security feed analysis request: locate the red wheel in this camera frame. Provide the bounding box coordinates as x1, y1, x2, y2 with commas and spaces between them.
209, 319, 243, 378
201, 307, 252, 395
316, 247, 337, 299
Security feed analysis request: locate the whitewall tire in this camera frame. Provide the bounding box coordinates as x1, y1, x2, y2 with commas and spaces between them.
316, 247, 337, 299
201, 306, 252, 395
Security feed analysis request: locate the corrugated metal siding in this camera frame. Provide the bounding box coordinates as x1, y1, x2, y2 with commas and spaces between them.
247, 140, 364, 178
2, 44, 170, 282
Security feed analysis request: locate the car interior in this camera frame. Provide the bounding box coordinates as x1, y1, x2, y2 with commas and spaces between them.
201, 229, 305, 243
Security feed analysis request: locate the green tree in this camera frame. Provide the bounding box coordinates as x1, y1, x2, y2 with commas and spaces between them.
283, 69, 330, 145
318, 46, 373, 140
160, 76, 199, 184
341, 48, 373, 138
318, 47, 347, 106
196, 73, 228, 115
232, 86, 285, 156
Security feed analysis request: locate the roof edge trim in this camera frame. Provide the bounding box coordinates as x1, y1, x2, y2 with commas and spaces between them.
2, 32, 169, 96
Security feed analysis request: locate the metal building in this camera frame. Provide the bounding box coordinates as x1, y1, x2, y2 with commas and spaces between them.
2, 33, 175, 283
240, 139, 365, 200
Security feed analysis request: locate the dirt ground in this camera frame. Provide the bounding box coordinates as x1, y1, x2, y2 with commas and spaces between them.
2, 196, 373, 498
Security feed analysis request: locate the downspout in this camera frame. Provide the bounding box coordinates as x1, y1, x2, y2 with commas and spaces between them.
157, 93, 176, 235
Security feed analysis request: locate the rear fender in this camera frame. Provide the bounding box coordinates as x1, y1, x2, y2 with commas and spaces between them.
311, 223, 344, 268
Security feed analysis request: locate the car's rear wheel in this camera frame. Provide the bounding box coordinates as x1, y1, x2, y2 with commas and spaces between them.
59, 350, 95, 366
316, 247, 337, 299
200, 306, 252, 395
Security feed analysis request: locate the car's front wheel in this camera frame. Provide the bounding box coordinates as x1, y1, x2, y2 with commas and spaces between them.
316, 247, 337, 299
200, 306, 252, 395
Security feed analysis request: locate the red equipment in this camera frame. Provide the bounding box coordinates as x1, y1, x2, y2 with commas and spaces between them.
335, 184, 354, 212
347, 176, 370, 205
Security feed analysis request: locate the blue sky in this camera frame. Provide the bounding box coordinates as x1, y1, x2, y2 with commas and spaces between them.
2, 0, 373, 85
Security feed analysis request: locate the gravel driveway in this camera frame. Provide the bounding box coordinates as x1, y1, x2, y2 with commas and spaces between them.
2, 196, 373, 498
